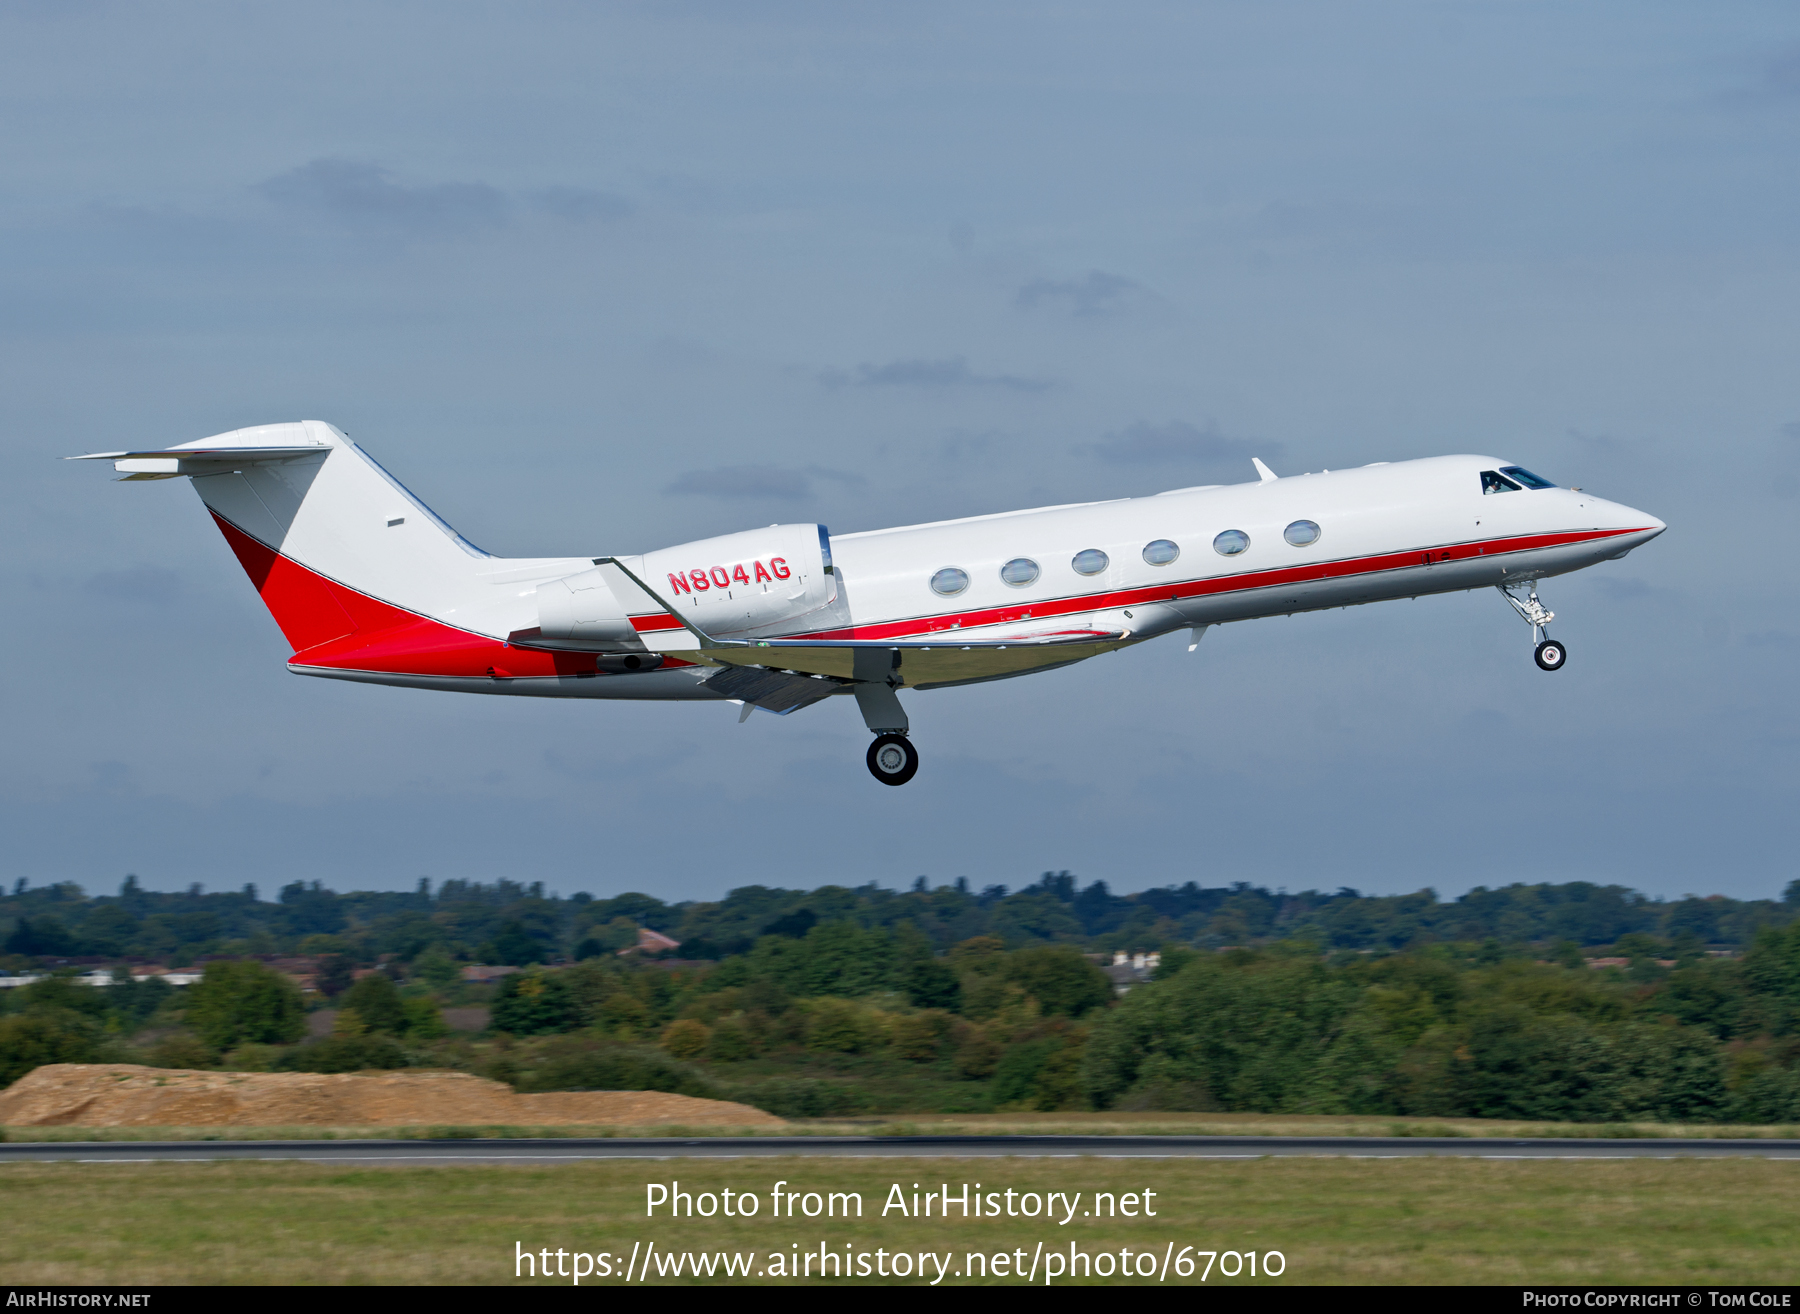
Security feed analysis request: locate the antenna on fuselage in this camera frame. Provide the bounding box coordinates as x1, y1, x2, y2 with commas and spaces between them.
1252, 458, 1279, 482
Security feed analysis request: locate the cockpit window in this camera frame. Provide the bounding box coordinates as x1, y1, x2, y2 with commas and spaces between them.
1481, 470, 1523, 495
1500, 465, 1555, 489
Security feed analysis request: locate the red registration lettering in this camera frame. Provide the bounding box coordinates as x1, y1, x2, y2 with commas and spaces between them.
666, 572, 692, 595
689, 569, 710, 591
753, 560, 773, 583
732, 563, 751, 585
771, 557, 791, 580
709, 566, 731, 589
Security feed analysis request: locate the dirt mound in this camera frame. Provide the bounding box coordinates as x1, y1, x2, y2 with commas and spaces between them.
0, 1065, 781, 1128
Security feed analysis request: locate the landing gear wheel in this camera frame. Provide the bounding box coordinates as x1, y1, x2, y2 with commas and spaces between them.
1534, 638, 1567, 671
866, 733, 919, 786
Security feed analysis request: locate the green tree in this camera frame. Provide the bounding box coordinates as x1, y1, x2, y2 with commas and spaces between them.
1005, 945, 1113, 1017
805, 998, 876, 1053
0, 1012, 99, 1087
314, 953, 355, 998
275, 1034, 408, 1073
402, 996, 448, 1039
490, 970, 578, 1035
484, 920, 544, 967
338, 973, 408, 1035
185, 960, 305, 1050
899, 958, 962, 1011
412, 948, 460, 990
17, 974, 109, 1021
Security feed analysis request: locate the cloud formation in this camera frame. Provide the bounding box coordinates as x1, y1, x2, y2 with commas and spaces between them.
82, 566, 184, 604
532, 186, 635, 223
1015, 270, 1144, 317
1078, 419, 1272, 470
819, 356, 1049, 392
258, 160, 509, 235
664, 463, 869, 500
664, 464, 815, 500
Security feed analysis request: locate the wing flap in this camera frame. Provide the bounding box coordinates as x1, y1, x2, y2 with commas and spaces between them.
700, 629, 1127, 686
702, 664, 841, 713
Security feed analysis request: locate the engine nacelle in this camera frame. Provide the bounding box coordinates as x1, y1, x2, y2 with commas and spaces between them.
638, 523, 836, 641
535, 570, 639, 645
536, 524, 836, 647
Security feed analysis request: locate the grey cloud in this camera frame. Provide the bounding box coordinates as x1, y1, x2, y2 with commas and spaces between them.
82, 566, 184, 604
820, 356, 1050, 392
532, 186, 635, 223
1078, 419, 1272, 467
805, 465, 867, 488
1015, 270, 1143, 317
1780, 422, 1800, 440
1745, 630, 1797, 649
664, 464, 814, 500
257, 160, 509, 235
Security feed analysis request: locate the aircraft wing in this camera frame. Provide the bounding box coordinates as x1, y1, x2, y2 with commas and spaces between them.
700, 629, 1127, 689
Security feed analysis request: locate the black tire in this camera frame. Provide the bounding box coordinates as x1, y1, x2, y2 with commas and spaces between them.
866, 734, 919, 786
1534, 638, 1567, 671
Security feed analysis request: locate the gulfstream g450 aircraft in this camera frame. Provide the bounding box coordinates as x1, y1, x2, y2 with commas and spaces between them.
75, 422, 1664, 786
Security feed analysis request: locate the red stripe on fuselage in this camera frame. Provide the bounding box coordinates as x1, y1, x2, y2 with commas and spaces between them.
788, 526, 1646, 643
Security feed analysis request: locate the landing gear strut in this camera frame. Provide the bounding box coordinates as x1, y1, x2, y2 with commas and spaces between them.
1498, 580, 1567, 672
866, 734, 920, 786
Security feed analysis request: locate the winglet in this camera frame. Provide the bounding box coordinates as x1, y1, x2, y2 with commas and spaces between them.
1252, 458, 1278, 483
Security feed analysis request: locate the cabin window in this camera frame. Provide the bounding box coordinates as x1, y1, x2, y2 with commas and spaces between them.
1284, 520, 1321, 547
1072, 549, 1109, 576
1142, 539, 1180, 566
929, 567, 969, 596
1213, 529, 1250, 556
1481, 470, 1523, 495
1000, 557, 1040, 586
1500, 465, 1555, 489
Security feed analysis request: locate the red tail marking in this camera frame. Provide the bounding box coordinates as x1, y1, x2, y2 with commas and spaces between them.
213, 511, 690, 680
212, 513, 359, 652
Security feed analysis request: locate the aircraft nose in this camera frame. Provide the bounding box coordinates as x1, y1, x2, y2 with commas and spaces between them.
1601, 502, 1665, 556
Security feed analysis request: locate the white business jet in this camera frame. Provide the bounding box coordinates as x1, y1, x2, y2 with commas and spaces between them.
74, 423, 1663, 785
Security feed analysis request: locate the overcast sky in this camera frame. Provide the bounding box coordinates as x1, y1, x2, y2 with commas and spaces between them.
5, 2, 1798, 902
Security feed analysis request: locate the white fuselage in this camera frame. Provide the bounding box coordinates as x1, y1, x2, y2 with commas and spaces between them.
80, 423, 1663, 703
821, 455, 1654, 650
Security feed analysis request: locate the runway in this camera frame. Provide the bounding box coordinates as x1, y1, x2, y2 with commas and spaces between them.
6, 1134, 1800, 1164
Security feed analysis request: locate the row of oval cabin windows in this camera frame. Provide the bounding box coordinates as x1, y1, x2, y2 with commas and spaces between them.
929, 520, 1324, 596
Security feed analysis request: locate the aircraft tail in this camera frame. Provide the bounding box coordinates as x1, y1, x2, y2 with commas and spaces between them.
76, 421, 499, 654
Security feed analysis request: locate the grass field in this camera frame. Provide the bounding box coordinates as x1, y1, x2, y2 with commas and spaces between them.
7, 1110, 1800, 1141
1, 1156, 1796, 1285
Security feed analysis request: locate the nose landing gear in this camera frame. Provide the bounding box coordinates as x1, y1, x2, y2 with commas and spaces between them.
867, 733, 920, 785
1499, 581, 1567, 672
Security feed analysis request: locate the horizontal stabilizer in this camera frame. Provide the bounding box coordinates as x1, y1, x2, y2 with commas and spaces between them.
68, 447, 327, 462
69, 446, 329, 478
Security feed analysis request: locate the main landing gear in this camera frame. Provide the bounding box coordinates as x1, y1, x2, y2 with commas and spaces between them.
867, 734, 920, 786
854, 678, 918, 785
1498, 580, 1567, 672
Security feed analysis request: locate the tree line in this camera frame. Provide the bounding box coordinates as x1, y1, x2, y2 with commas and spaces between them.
5, 871, 1795, 970
6, 887, 1800, 1121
